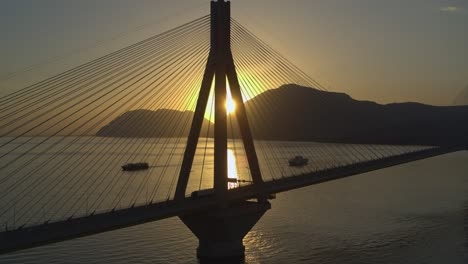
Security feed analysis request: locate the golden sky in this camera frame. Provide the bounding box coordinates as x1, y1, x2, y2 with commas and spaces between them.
1, 0, 467, 106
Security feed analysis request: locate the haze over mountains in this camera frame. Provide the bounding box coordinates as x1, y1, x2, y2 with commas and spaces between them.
98, 84, 468, 146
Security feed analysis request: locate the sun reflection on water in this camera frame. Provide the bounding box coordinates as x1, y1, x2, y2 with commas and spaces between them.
227, 149, 239, 189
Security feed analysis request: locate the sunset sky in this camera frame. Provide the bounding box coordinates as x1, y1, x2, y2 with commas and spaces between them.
1, 0, 467, 105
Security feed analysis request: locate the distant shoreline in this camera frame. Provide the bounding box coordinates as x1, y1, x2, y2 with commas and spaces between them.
96, 85, 468, 147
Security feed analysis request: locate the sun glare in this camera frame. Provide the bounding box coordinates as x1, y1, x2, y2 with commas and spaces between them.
227, 149, 239, 189
226, 98, 236, 114
226, 81, 236, 114
205, 78, 243, 122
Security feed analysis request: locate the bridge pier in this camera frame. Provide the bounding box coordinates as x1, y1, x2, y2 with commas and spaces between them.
180, 200, 270, 261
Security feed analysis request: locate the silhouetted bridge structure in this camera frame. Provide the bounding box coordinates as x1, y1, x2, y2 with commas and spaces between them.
0, 0, 465, 260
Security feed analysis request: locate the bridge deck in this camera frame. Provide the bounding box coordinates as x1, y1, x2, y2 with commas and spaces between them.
0, 146, 464, 255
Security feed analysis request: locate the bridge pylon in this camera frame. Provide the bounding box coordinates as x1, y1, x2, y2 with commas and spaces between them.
174, 0, 270, 260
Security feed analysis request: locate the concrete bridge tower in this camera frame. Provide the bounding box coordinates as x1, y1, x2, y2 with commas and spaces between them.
174, 0, 271, 260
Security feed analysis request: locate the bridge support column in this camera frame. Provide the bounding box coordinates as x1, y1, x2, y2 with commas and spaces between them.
180, 201, 270, 261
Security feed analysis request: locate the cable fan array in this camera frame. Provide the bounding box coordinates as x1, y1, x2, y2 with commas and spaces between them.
228, 19, 433, 181
0, 16, 212, 228
0, 16, 433, 230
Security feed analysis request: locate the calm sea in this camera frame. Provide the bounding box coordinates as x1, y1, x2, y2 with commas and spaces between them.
0, 138, 466, 263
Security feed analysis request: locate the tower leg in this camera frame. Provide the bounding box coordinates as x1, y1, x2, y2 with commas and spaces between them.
180, 201, 270, 261
174, 64, 214, 200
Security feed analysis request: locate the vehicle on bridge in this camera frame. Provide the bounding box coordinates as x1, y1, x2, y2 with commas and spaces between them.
191, 189, 215, 199
288, 156, 309, 167
121, 162, 149, 171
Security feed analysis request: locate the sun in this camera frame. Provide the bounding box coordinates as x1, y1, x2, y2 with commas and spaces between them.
204, 78, 240, 121
226, 81, 236, 114
226, 97, 236, 114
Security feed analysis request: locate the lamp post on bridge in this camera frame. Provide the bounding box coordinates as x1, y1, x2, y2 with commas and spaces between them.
174, 0, 271, 261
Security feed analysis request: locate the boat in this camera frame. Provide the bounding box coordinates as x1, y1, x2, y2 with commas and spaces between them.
121, 162, 149, 171
288, 156, 308, 167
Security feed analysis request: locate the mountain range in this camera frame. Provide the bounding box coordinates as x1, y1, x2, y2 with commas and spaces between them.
96, 109, 213, 138
97, 84, 468, 146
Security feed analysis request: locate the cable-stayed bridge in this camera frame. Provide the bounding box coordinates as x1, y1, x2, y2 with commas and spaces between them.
0, 0, 465, 260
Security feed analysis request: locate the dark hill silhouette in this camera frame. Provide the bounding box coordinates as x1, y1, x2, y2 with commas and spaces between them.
242, 84, 468, 146
96, 109, 213, 138
97, 85, 468, 146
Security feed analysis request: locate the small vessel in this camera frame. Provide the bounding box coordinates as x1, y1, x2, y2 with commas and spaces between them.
288, 156, 308, 167
121, 162, 149, 171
